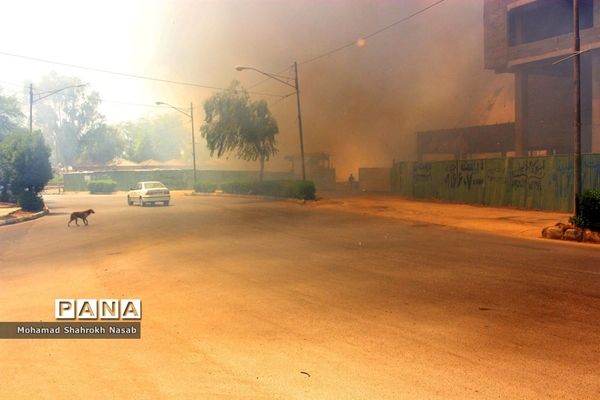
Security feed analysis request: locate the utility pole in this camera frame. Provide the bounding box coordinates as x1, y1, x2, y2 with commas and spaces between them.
190, 102, 197, 188
294, 61, 306, 181
573, 0, 582, 215
155, 101, 197, 188
29, 83, 33, 133
235, 62, 307, 180
28, 83, 86, 134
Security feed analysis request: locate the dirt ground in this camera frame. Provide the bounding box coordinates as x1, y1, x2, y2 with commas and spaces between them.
312, 192, 573, 241
1, 193, 599, 399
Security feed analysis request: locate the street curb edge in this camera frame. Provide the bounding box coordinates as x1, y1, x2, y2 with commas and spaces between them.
0, 207, 49, 227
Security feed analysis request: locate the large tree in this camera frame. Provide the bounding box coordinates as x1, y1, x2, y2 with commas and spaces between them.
33, 72, 104, 166
79, 124, 124, 164
0, 90, 25, 139
238, 100, 279, 181
201, 81, 278, 181
116, 114, 188, 162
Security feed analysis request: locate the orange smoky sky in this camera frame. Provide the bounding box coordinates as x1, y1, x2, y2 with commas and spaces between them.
1, 0, 514, 179
143, 0, 514, 178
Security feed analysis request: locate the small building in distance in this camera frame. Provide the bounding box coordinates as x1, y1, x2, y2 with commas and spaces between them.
71, 158, 190, 172
484, 0, 600, 155
285, 152, 336, 189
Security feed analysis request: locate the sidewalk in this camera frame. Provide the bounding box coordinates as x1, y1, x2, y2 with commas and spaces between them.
0, 202, 49, 226
310, 192, 571, 240
0, 203, 20, 218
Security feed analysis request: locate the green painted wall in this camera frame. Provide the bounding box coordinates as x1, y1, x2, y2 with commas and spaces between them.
64, 169, 293, 192
391, 154, 600, 212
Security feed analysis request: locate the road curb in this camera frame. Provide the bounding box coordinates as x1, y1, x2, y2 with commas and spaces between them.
0, 207, 49, 226
188, 191, 309, 204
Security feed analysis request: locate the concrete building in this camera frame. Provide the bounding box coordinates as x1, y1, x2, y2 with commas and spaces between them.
416, 123, 515, 161
484, 0, 600, 155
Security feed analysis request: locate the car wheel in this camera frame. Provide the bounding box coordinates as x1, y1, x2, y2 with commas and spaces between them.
127, 196, 133, 206
139, 197, 144, 207
164, 200, 170, 206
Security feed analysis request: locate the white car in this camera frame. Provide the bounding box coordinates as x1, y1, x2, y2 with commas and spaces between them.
127, 181, 170, 207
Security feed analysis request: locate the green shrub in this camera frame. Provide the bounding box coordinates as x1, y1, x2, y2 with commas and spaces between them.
88, 180, 117, 194
220, 181, 254, 195
194, 182, 218, 193
282, 180, 316, 200
219, 180, 316, 200
570, 189, 600, 231
253, 181, 282, 197
17, 190, 45, 211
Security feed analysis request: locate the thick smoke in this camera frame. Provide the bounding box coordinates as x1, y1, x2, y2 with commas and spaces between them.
141, 0, 514, 178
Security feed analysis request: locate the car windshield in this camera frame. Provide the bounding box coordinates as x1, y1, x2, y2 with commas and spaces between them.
144, 183, 165, 189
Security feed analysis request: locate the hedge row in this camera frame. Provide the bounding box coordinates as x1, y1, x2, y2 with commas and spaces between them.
88, 180, 117, 194
194, 182, 218, 193
194, 180, 316, 200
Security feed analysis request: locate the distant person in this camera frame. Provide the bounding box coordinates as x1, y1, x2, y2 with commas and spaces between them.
348, 173, 356, 191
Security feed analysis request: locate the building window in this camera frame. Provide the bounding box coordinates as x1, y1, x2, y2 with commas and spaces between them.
508, 0, 593, 46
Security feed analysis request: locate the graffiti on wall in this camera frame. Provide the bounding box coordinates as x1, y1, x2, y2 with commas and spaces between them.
413, 163, 432, 181
392, 155, 600, 212
444, 160, 484, 190
550, 159, 572, 200
510, 159, 545, 192
485, 163, 506, 184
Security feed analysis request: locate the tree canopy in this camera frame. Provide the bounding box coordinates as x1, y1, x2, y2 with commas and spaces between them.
33, 72, 104, 166
0, 90, 25, 139
115, 114, 189, 163
201, 81, 278, 180
79, 124, 124, 164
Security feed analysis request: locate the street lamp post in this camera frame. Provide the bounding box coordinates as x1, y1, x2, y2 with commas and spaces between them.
573, 0, 582, 215
156, 101, 197, 188
235, 62, 306, 180
29, 83, 87, 133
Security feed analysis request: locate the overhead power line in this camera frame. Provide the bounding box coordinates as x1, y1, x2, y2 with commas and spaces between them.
247, 0, 448, 91
0, 80, 29, 90
101, 99, 166, 108
0, 79, 44, 94
299, 0, 448, 66
2, 0, 447, 100
0, 50, 285, 98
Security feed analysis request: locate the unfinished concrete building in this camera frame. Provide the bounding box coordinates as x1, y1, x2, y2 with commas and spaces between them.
484, 0, 600, 155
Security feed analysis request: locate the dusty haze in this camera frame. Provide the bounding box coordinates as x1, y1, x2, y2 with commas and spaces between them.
138, 0, 514, 179
1, 0, 514, 178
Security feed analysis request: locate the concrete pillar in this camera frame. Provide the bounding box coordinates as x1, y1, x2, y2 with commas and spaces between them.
515, 69, 529, 156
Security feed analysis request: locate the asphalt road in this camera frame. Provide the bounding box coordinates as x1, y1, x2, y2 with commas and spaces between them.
1, 193, 599, 399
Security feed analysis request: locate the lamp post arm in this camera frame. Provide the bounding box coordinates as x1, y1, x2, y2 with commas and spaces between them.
243, 67, 296, 90
34, 84, 87, 103
29, 83, 87, 133
156, 102, 191, 118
